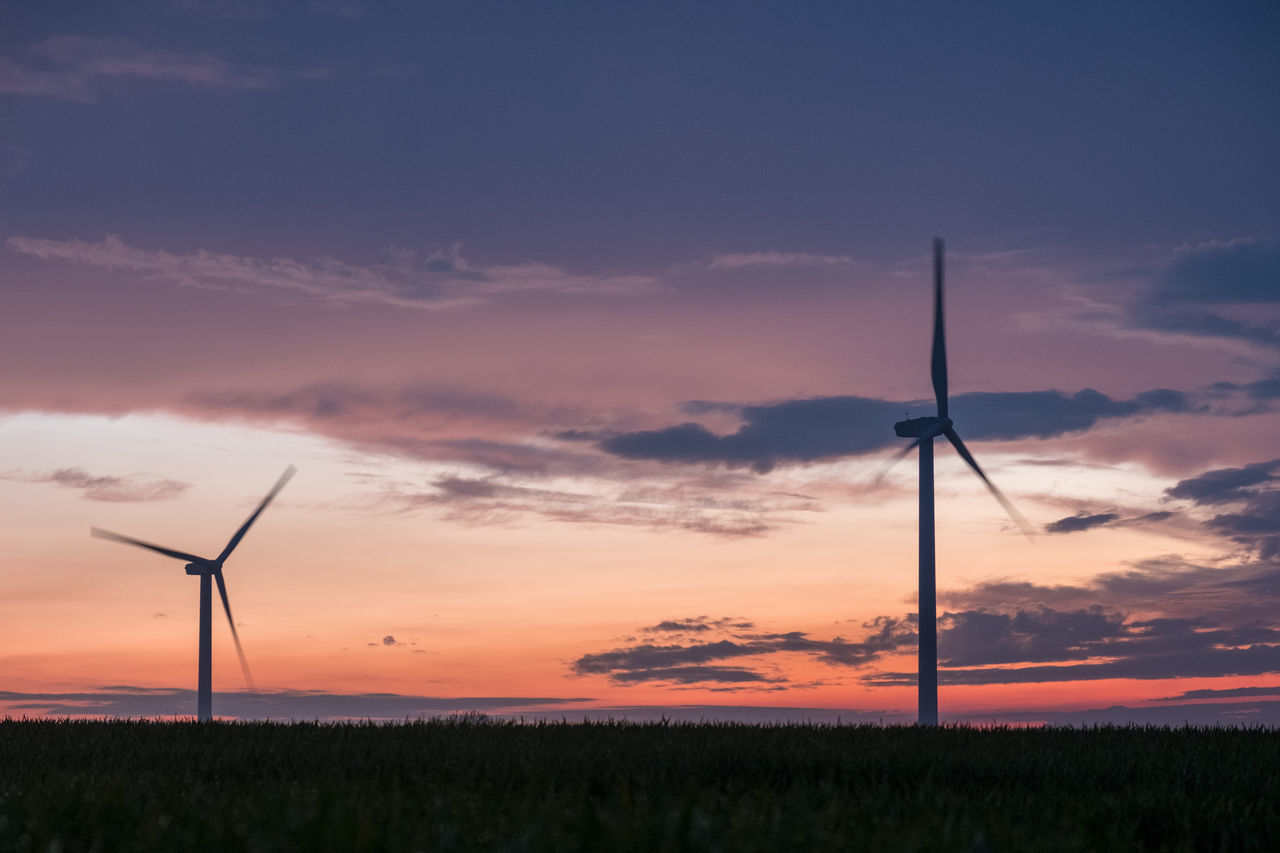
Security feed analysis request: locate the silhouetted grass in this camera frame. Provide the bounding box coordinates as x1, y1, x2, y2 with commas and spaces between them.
2, 717, 1277, 851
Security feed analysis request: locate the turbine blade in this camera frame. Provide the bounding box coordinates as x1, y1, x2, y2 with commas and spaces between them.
217, 465, 296, 563
942, 428, 1035, 540
873, 437, 924, 486
931, 237, 948, 419
874, 421, 950, 485
91, 528, 206, 564
214, 569, 256, 692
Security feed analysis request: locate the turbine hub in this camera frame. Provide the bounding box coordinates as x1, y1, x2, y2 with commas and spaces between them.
894, 416, 943, 438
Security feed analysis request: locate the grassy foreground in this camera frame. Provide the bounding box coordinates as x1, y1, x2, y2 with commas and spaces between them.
2, 718, 1278, 852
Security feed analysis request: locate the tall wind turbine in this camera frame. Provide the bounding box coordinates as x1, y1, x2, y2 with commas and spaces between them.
892, 239, 1031, 726
92, 466, 296, 722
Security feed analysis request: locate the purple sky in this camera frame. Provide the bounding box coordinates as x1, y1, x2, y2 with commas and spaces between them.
3, 1, 1280, 724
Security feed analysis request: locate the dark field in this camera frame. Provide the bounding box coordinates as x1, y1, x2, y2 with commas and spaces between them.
2, 718, 1278, 852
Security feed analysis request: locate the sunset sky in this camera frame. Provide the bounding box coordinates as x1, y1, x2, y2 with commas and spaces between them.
3, 1, 1280, 724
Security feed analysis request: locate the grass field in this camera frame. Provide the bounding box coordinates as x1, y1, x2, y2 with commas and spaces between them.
2, 717, 1277, 851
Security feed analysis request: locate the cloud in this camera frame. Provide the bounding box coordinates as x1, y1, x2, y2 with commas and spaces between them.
1045, 512, 1120, 534
1155, 239, 1280, 305
1159, 685, 1280, 700
600, 388, 1190, 472
1127, 307, 1280, 350
6, 235, 658, 308
189, 383, 531, 428
1166, 459, 1280, 557
705, 251, 858, 270
937, 607, 1128, 667
0, 686, 590, 720
958, 699, 1280, 727
641, 617, 756, 634
7, 686, 1278, 725
1, 467, 189, 502
0, 36, 278, 101
608, 666, 780, 685
870, 642, 1280, 687
387, 475, 821, 538
1122, 239, 1280, 348
937, 556, 1280, 624
572, 617, 915, 686
1166, 459, 1280, 504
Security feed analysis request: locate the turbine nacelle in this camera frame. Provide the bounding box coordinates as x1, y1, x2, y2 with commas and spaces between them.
184, 561, 219, 576
893, 416, 952, 438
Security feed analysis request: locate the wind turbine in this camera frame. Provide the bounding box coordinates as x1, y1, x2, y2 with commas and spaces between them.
891, 239, 1031, 726
91, 465, 296, 722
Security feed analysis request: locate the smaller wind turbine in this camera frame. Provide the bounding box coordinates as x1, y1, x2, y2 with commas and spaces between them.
890, 239, 1032, 726
92, 466, 296, 722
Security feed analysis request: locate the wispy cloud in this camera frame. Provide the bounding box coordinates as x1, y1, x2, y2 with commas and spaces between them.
0, 686, 589, 720
705, 251, 858, 270
382, 475, 822, 538
1043, 509, 1175, 535
6, 235, 658, 308
0, 36, 278, 102
1, 467, 189, 502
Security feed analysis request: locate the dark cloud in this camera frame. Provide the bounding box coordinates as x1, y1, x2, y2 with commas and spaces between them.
382, 635, 398, 646
870, 643, 1280, 686
642, 617, 756, 634
1166, 459, 1280, 556
1166, 459, 1280, 504
608, 666, 778, 685
864, 545, 1280, 685
1155, 239, 1280, 305
1159, 685, 1280, 700
600, 388, 1189, 471
939, 607, 1127, 667
939, 556, 1280, 624
1128, 308, 1280, 349
572, 617, 915, 686
1123, 240, 1280, 348
0, 687, 590, 720
1, 468, 189, 502
959, 699, 1280, 727
1045, 512, 1120, 534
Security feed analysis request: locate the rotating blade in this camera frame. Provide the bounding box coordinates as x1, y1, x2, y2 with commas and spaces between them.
91, 528, 206, 564
874, 421, 949, 486
217, 465, 296, 563
213, 569, 256, 692
931, 238, 948, 419
942, 428, 1035, 540
873, 437, 924, 486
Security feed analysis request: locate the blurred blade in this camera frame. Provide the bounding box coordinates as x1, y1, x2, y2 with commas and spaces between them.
873, 421, 951, 486
943, 428, 1035, 540
872, 437, 924, 486
214, 569, 256, 692
931, 238, 948, 419
91, 528, 206, 564
217, 465, 296, 563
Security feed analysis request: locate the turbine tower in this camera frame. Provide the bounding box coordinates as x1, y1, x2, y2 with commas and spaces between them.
92, 466, 296, 722
892, 240, 1030, 726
